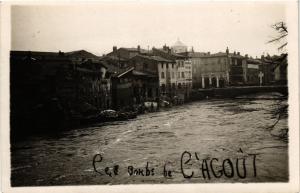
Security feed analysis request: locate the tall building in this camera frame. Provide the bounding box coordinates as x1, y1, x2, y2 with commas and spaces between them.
179, 47, 247, 89
128, 53, 175, 99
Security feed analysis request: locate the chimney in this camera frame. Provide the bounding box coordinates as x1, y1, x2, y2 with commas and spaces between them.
245, 54, 248, 58
226, 47, 229, 55
261, 55, 265, 60
207, 52, 210, 55
237, 52, 240, 55
137, 45, 140, 53
58, 50, 64, 56
163, 44, 168, 51
234, 51, 236, 55
113, 46, 117, 53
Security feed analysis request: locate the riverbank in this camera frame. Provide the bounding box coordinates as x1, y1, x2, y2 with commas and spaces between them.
190, 85, 288, 100
11, 90, 288, 143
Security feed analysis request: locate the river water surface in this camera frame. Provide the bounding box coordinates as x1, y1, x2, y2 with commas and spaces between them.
11, 93, 288, 186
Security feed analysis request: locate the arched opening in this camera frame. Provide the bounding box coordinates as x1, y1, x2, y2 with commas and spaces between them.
204, 78, 210, 88
219, 78, 225, 88
212, 77, 217, 88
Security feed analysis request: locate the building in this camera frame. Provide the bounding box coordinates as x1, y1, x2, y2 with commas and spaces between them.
105, 45, 150, 68
152, 46, 192, 101
111, 67, 159, 110
229, 51, 247, 86
129, 54, 175, 99
10, 50, 116, 132
63, 49, 115, 110
10, 51, 76, 131
101, 55, 129, 69
245, 57, 261, 85
184, 50, 230, 89
171, 38, 188, 53
271, 54, 287, 85
180, 47, 247, 89
77, 59, 113, 110
65, 49, 101, 64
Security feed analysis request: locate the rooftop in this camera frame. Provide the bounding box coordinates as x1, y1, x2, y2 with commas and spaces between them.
132, 54, 174, 63
65, 50, 101, 60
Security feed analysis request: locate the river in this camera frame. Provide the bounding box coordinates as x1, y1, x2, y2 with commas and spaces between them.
11, 93, 288, 186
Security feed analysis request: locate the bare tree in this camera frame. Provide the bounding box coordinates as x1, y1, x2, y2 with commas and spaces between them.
268, 22, 288, 51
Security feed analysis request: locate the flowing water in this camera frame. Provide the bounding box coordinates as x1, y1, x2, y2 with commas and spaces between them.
11, 93, 288, 186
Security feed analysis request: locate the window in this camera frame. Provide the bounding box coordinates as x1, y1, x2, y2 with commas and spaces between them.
181, 72, 185, 78
161, 72, 165, 79
172, 72, 175, 78
161, 63, 164, 68
178, 72, 180, 78
172, 63, 174, 68
166, 63, 169, 69
167, 72, 170, 78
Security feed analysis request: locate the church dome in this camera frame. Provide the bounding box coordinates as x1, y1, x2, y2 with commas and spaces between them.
171, 38, 187, 53
173, 38, 186, 47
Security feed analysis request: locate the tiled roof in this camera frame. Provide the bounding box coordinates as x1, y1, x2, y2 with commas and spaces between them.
102, 55, 128, 61
198, 52, 245, 58
133, 54, 174, 63
132, 70, 157, 78
120, 47, 148, 54
80, 59, 108, 69
11, 50, 64, 57
178, 52, 208, 58
76, 67, 100, 74
10, 50, 71, 62
100, 61, 122, 74
247, 58, 262, 64
65, 50, 101, 59
156, 48, 185, 57
114, 67, 134, 78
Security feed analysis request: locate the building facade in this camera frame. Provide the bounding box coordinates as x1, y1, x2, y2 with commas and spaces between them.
111, 67, 159, 110
152, 46, 192, 101
245, 58, 261, 85
77, 59, 112, 110
129, 54, 175, 98
181, 47, 247, 89
10, 50, 116, 132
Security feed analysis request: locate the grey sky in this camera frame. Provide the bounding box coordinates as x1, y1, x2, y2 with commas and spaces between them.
11, 2, 286, 57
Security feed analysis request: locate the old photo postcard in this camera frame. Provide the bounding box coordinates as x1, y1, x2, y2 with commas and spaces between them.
0, 1, 299, 193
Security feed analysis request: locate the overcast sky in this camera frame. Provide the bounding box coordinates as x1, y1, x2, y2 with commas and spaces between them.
11, 2, 286, 57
